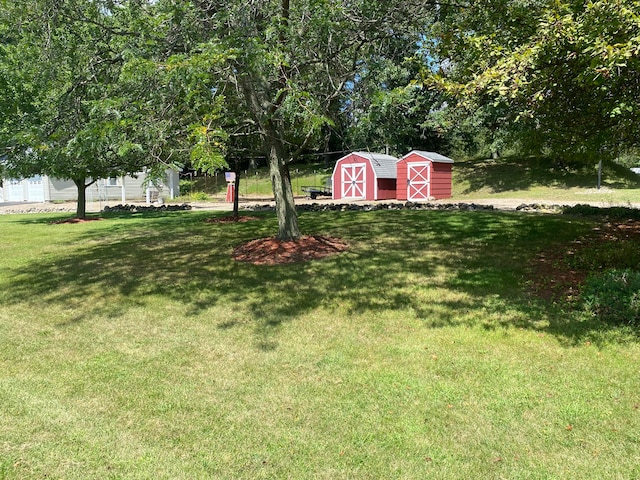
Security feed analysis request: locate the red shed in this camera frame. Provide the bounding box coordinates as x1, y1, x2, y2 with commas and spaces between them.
331, 151, 398, 201
397, 151, 454, 201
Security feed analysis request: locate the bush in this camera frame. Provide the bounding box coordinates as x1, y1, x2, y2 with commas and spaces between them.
180, 179, 195, 196
190, 191, 210, 201
582, 269, 640, 326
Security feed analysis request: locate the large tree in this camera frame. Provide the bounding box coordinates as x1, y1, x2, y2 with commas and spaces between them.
185, 0, 436, 239
1, 0, 143, 217
0, 0, 227, 218
2, 0, 438, 228
431, 0, 640, 162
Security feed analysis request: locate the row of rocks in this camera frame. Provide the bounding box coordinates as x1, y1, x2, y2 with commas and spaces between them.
515, 203, 564, 213
243, 201, 570, 213
0, 205, 76, 215
0, 201, 585, 216
102, 203, 192, 213
244, 201, 498, 212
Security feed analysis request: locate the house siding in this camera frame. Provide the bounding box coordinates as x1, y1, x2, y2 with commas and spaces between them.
430, 162, 452, 199
1, 170, 179, 203
396, 163, 409, 201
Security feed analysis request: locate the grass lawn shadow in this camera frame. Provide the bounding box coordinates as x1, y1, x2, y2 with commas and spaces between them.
456, 156, 640, 195
0, 208, 624, 347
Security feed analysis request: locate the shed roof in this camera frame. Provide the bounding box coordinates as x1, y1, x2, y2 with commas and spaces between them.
402, 151, 454, 164
352, 151, 398, 178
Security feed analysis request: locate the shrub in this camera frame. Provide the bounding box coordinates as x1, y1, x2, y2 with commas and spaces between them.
190, 191, 210, 201
179, 179, 195, 196
582, 269, 640, 327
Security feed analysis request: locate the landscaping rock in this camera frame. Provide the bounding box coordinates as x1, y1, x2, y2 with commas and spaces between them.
240, 201, 503, 214
0, 205, 75, 214
103, 203, 192, 213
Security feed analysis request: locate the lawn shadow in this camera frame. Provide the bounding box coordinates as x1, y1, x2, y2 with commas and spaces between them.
0, 208, 623, 348
457, 156, 640, 195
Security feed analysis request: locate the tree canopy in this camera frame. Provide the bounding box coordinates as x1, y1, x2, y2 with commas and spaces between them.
1, 0, 438, 230
431, 0, 640, 162
0, 0, 227, 217
176, 0, 439, 239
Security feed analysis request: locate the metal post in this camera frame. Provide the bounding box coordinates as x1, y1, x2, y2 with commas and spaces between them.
597, 159, 602, 190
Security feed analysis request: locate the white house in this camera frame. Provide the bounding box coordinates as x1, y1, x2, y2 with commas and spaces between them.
0, 169, 179, 204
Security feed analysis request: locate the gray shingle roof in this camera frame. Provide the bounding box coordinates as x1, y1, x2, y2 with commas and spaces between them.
352, 152, 398, 178
403, 151, 454, 163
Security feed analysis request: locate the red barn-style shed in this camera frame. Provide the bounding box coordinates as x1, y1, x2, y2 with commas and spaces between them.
331, 152, 398, 201
397, 151, 454, 201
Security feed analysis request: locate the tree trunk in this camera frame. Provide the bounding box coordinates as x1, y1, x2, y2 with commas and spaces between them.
73, 178, 87, 219
233, 170, 240, 218
267, 137, 300, 240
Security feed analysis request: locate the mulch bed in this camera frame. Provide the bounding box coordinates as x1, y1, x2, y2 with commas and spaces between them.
51, 217, 104, 224
233, 235, 349, 265
205, 215, 260, 224
527, 220, 640, 302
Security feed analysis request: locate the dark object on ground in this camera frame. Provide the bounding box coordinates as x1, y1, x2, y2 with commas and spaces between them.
563, 204, 640, 220
247, 201, 497, 212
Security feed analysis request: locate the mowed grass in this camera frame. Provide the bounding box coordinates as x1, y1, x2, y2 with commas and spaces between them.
452, 156, 640, 204
0, 208, 639, 479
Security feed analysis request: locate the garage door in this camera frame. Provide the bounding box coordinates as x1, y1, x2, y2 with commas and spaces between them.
6, 179, 25, 202
27, 175, 45, 202
341, 163, 366, 199
407, 163, 430, 201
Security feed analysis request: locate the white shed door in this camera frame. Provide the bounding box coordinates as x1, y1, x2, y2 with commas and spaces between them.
407, 163, 430, 201
6, 179, 25, 202
27, 175, 45, 202
341, 163, 366, 199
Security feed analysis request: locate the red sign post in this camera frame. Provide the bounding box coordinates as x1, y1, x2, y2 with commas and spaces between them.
225, 172, 236, 203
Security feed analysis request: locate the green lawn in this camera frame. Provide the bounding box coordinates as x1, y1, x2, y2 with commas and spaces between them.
452, 156, 640, 204
0, 208, 639, 479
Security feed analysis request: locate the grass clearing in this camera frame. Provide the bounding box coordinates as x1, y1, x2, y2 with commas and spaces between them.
0, 209, 639, 479
452, 156, 640, 204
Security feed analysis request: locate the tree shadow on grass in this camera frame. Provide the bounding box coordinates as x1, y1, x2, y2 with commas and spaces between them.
0, 208, 622, 348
